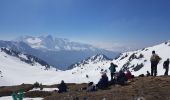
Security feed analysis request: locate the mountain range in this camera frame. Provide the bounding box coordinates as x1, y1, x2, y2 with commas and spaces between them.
16, 35, 99, 51
0, 35, 118, 70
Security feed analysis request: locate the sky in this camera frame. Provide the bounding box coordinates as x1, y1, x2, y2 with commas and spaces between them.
0, 0, 170, 52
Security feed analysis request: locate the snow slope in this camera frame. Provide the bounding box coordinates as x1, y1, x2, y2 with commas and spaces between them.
0, 96, 43, 100
67, 54, 112, 83
0, 48, 111, 86
0, 48, 57, 86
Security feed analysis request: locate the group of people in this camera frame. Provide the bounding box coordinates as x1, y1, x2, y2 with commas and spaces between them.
57, 63, 134, 93
57, 50, 169, 93
108, 63, 134, 85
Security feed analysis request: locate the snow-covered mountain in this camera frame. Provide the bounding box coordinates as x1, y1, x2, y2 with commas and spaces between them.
1, 41, 170, 86
0, 48, 51, 69
65, 41, 170, 80
0, 47, 57, 86
0, 50, 111, 86
70, 41, 170, 77
16, 35, 100, 51
113, 41, 170, 76
68, 54, 112, 69
0, 35, 118, 70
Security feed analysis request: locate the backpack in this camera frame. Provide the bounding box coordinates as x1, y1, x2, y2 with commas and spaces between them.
151, 54, 161, 63
155, 55, 161, 62
163, 61, 168, 69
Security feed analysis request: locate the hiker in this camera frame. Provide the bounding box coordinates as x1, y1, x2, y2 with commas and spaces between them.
12, 91, 24, 100
146, 71, 150, 77
86, 82, 97, 92
150, 51, 161, 76
163, 58, 170, 76
17, 91, 24, 100
109, 62, 118, 81
12, 92, 17, 100
125, 70, 134, 80
96, 73, 109, 89
58, 80, 68, 93
117, 70, 127, 85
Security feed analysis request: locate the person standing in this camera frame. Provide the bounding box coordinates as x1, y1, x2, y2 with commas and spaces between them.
109, 63, 118, 80
150, 51, 161, 76
163, 58, 170, 76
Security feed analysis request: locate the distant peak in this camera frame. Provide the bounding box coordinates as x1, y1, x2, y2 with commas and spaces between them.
92, 54, 105, 58
90, 54, 112, 61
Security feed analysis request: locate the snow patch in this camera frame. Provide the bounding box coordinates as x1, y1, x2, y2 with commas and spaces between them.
0, 96, 43, 100
29, 88, 58, 92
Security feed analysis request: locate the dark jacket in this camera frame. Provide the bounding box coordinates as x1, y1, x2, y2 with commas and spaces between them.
97, 74, 109, 89
117, 71, 127, 85
163, 60, 170, 69
58, 82, 68, 93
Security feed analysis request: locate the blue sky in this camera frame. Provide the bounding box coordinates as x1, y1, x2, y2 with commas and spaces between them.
0, 0, 170, 51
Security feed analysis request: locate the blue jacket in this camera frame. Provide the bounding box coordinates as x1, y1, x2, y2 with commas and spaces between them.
109, 64, 117, 73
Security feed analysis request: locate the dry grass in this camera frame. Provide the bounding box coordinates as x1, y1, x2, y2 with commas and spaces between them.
0, 84, 33, 97
25, 91, 52, 98
1, 76, 170, 100
44, 76, 170, 100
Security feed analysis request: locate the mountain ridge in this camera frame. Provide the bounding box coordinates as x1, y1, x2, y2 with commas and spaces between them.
68, 54, 112, 69
15, 35, 105, 52
0, 47, 52, 70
